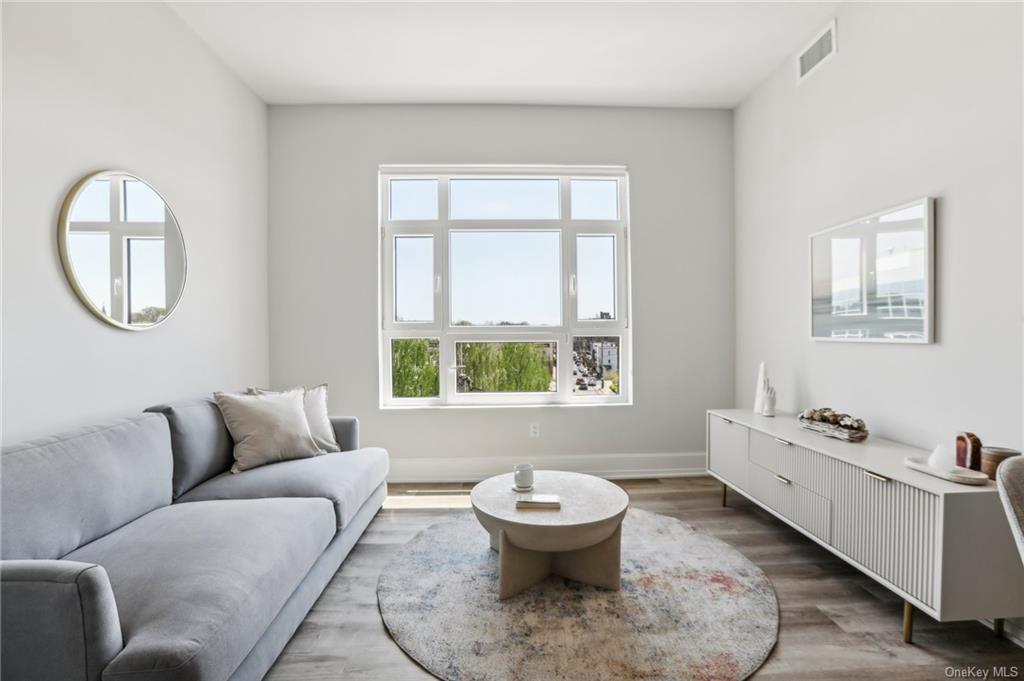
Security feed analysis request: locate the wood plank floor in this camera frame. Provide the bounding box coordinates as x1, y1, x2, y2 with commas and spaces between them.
265, 477, 1024, 680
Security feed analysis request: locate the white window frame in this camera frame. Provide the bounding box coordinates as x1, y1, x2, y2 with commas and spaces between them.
67, 176, 168, 326
379, 165, 632, 408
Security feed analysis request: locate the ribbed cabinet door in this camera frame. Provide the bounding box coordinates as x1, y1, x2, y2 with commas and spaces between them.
708, 415, 749, 491
829, 459, 939, 608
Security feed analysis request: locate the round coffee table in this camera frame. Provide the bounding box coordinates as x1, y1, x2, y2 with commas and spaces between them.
470, 470, 629, 599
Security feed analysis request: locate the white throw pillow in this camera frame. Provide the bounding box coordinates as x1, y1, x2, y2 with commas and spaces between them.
214, 389, 323, 473
249, 384, 341, 453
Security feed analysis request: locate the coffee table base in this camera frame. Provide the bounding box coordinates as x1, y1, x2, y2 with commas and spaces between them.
496, 525, 622, 600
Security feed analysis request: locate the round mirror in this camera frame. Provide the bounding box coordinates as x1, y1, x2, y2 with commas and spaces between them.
58, 171, 186, 330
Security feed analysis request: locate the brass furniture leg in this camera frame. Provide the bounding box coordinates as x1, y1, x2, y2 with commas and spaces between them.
994, 618, 1005, 637
902, 601, 914, 644
721, 483, 727, 507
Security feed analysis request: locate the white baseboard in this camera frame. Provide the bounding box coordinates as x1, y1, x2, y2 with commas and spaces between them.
386, 451, 707, 483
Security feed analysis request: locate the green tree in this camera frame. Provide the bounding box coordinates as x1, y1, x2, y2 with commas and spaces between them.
391, 339, 439, 397
458, 342, 553, 392
131, 306, 167, 324
605, 369, 620, 395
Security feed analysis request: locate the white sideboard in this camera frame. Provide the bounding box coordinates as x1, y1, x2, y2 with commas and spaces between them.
707, 409, 1024, 642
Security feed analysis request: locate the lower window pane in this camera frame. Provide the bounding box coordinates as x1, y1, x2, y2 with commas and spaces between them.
572, 337, 619, 395
391, 338, 440, 398
127, 238, 167, 325
456, 342, 557, 393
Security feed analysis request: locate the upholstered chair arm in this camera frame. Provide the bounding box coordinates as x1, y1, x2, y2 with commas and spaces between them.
997, 457, 1024, 566
330, 416, 360, 451
1, 560, 123, 681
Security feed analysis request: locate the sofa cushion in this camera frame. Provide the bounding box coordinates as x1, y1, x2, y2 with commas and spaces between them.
1, 414, 172, 560
145, 398, 235, 499
177, 447, 389, 529
64, 498, 334, 681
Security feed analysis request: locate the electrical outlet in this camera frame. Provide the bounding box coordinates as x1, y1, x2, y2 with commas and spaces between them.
529, 422, 541, 438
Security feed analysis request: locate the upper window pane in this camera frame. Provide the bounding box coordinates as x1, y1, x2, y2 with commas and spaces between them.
876, 231, 925, 319
571, 179, 618, 220
394, 236, 434, 322
450, 231, 560, 326
124, 180, 167, 223
70, 179, 110, 222
576, 235, 616, 320
449, 179, 559, 220
831, 237, 863, 315
390, 179, 438, 220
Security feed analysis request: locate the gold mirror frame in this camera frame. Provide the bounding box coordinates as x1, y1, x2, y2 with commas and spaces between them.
58, 170, 187, 331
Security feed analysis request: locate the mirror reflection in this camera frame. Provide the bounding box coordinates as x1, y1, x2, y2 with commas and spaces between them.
60, 172, 186, 329
810, 199, 932, 342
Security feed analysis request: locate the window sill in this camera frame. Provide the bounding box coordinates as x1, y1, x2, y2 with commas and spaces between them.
379, 400, 633, 411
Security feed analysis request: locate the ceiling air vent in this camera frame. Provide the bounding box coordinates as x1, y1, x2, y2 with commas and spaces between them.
798, 20, 837, 82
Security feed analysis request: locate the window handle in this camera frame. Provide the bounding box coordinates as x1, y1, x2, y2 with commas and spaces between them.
569, 274, 576, 296
435, 275, 441, 294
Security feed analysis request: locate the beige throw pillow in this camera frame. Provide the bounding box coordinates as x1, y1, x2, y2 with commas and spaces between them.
248, 384, 341, 453
214, 389, 323, 473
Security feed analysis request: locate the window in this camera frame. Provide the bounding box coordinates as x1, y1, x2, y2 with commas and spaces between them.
68, 233, 111, 314
380, 166, 630, 407
127, 238, 167, 324
66, 175, 172, 326
830, 237, 864, 315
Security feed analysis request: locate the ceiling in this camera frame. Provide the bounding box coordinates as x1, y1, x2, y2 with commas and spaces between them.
170, 1, 840, 108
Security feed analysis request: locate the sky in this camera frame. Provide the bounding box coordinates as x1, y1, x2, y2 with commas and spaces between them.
392, 178, 618, 325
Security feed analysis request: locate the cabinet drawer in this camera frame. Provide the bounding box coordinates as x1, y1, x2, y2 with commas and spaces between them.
829, 460, 939, 608
748, 462, 831, 544
707, 414, 748, 491
749, 428, 831, 497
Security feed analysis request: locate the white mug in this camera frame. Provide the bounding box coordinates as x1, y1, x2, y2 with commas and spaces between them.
514, 464, 534, 490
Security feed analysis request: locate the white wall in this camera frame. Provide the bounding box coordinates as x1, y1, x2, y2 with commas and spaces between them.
2, 2, 269, 443
735, 2, 1023, 451
269, 105, 734, 479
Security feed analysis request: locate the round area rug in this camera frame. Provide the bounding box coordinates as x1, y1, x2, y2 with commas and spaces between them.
377, 508, 778, 681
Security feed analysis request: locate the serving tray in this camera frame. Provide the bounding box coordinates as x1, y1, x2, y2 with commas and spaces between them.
904, 456, 989, 486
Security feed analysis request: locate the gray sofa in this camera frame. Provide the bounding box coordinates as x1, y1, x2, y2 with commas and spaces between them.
0, 398, 389, 681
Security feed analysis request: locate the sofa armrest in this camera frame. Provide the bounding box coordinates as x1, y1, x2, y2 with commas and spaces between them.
330, 416, 360, 451
2, 560, 123, 681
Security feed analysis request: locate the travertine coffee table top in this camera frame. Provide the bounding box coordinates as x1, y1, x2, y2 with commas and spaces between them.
470, 470, 629, 529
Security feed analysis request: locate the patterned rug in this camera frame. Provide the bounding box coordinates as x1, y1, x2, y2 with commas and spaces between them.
377, 508, 779, 681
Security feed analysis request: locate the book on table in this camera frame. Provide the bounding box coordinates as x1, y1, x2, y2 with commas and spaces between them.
516, 494, 561, 510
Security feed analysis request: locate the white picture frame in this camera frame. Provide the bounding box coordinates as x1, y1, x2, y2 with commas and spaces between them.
809, 197, 934, 344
